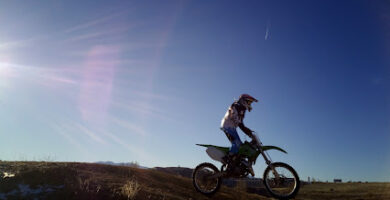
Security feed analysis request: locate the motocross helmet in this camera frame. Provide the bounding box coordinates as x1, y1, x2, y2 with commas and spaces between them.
238, 94, 258, 112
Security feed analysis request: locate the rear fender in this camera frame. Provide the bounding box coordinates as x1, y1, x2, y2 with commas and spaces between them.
196, 144, 229, 154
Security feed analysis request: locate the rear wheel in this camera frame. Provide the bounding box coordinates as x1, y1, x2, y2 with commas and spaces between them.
192, 162, 221, 195
263, 162, 300, 199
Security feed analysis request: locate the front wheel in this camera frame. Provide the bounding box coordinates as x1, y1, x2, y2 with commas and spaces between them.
263, 162, 300, 199
192, 162, 221, 195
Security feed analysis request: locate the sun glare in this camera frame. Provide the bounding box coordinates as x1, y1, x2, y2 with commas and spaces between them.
0, 62, 11, 78
0, 63, 6, 77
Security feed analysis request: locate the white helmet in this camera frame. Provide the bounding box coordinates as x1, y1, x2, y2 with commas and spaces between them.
238, 94, 258, 112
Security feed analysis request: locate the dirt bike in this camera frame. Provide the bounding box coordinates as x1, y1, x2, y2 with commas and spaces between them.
192, 133, 300, 199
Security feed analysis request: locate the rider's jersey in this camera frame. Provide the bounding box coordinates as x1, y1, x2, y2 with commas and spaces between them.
221, 102, 253, 136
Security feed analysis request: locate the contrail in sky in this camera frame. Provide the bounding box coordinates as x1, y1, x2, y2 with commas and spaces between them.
265, 21, 271, 40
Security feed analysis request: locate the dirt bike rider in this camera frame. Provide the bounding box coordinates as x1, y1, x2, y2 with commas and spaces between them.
221, 94, 258, 166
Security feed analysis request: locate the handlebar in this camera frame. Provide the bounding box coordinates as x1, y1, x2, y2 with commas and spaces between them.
248, 132, 263, 150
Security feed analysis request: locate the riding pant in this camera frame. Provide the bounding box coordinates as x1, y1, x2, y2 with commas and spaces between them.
222, 127, 242, 154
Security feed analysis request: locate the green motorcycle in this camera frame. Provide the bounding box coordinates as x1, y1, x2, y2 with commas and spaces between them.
192, 133, 300, 199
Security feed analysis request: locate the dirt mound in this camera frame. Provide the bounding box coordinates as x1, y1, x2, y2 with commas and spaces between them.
0, 161, 267, 200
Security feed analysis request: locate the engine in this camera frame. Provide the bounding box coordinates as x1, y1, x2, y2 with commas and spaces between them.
224, 158, 252, 178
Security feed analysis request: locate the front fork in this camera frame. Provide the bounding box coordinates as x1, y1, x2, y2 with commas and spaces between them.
252, 134, 280, 180
259, 146, 280, 180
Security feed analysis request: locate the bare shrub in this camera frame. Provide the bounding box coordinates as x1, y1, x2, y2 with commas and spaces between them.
76, 176, 91, 193
121, 179, 141, 200
128, 161, 139, 168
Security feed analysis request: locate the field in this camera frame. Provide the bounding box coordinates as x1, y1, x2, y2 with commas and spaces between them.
297, 182, 390, 200
0, 161, 389, 200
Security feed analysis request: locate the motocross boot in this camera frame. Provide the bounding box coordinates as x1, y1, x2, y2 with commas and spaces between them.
223, 153, 240, 174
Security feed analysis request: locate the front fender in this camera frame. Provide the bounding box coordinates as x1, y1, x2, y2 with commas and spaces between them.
261, 145, 287, 154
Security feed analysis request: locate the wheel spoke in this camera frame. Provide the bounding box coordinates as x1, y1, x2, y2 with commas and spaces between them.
193, 163, 220, 194
264, 163, 299, 198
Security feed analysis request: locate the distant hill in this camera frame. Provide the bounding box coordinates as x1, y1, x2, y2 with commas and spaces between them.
95, 161, 148, 169
153, 167, 193, 178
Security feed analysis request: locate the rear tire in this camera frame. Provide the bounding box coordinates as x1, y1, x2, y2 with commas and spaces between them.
263, 162, 300, 199
192, 162, 221, 196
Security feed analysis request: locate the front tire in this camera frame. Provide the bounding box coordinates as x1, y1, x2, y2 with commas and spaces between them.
192, 162, 221, 196
263, 162, 300, 199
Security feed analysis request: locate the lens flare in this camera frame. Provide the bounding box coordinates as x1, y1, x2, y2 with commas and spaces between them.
78, 45, 120, 125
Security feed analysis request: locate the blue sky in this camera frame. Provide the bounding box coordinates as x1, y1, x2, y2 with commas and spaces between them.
0, 0, 389, 182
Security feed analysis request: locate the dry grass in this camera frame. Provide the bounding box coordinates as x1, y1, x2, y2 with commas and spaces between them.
121, 179, 141, 200
231, 180, 253, 200
296, 182, 390, 200
0, 161, 389, 200
0, 161, 257, 200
